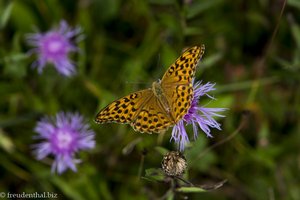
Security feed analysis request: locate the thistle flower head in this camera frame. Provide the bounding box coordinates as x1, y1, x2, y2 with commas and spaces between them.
26, 20, 82, 76
161, 151, 187, 176
171, 81, 226, 151
33, 112, 95, 174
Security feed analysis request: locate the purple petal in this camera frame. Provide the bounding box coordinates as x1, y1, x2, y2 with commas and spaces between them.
33, 111, 95, 174
170, 81, 226, 151
77, 133, 95, 149
33, 142, 52, 160
171, 120, 190, 151
26, 20, 83, 77
34, 120, 55, 139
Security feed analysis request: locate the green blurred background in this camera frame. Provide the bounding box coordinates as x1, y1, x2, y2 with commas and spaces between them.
1, 0, 300, 199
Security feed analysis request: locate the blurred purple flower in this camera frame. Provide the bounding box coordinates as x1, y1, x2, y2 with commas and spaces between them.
33, 112, 95, 174
26, 20, 82, 76
171, 81, 226, 151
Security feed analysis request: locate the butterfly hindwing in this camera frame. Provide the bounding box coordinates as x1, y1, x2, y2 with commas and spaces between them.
96, 89, 174, 133
95, 89, 153, 124
130, 95, 174, 133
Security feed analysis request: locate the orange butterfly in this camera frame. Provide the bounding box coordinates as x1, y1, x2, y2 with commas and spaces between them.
95, 45, 205, 133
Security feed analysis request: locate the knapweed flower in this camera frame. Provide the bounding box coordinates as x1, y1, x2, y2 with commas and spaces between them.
171, 81, 226, 151
26, 20, 82, 76
33, 112, 95, 174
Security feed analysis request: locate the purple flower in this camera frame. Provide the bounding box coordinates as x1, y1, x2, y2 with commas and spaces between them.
26, 20, 82, 76
171, 81, 226, 151
33, 112, 95, 174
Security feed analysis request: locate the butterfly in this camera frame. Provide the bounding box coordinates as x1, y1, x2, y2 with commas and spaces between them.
95, 45, 205, 133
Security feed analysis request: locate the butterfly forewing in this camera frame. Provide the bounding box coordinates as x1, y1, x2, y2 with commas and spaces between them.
161, 45, 205, 85
163, 84, 194, 122
161, 45, 205, 122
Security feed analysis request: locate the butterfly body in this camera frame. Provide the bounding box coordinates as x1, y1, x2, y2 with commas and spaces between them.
152, 80, 172, 114
95, 45, 205, 133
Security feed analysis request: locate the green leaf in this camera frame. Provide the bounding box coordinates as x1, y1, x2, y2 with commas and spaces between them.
99, 180, 113, 200
0, 130, 15, 153
154, 146, 169, 155
186, 0, 223, 19
291, 22, 300, 49
51, 176, 85, 200
10, 1, 37, 31
201, 53, 223, 70
3, 53, 28, 78
184, 26, 204, 36
143, 168, 165, 182
148, 0, 176, 5
0, 2, 13, 29
206, 94, 234, 109
176, 186, 206, 193
185, 135, 217, 171
288, 0, 300, 10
